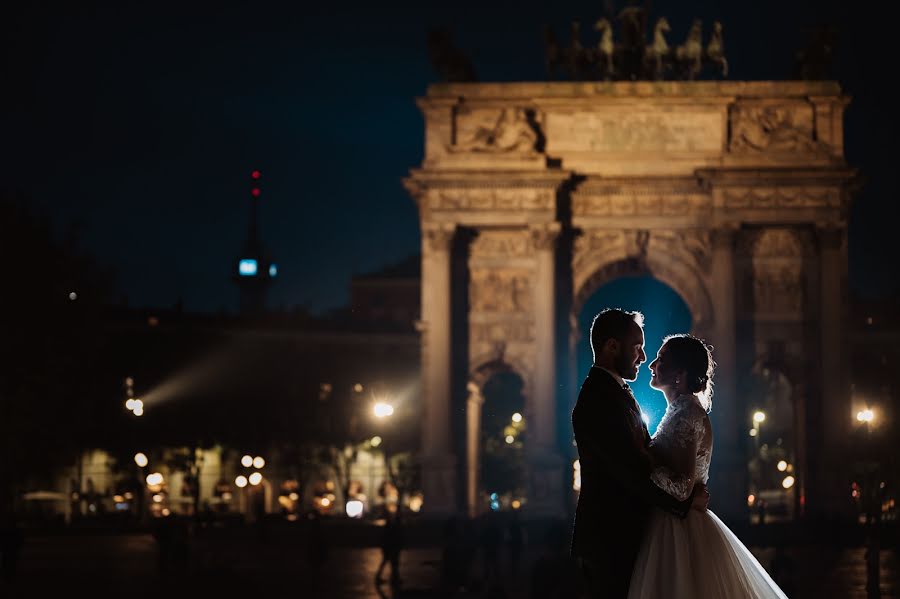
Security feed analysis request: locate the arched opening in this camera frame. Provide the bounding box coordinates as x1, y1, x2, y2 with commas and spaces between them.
480, 371, 526, 510
576, 276, 693, 432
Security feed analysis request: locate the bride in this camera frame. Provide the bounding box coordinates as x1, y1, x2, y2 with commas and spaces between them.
627, 334, 789, 599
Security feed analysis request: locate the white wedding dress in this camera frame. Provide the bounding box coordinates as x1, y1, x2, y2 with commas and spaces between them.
627, 395, 789, 599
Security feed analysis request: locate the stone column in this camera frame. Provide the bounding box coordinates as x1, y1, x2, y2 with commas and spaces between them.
817, 225, 849, 516
465, 382, 484, 518
526, 223, 565, 516
419, 222, 457, 515
709, 225, 745, 521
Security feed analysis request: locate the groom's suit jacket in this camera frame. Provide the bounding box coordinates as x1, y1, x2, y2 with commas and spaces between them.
571, 367, 689, 563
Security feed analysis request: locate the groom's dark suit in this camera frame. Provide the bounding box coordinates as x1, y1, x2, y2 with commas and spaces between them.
571, 367, 690, 598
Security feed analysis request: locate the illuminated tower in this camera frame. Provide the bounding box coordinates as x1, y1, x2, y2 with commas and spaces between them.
233, 169, 277, 315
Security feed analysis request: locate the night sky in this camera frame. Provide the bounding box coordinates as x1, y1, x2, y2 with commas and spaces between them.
4, 0, 896, 314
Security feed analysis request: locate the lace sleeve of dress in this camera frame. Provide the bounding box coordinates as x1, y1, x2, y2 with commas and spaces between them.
650, 466, 694, 502
650, 402, 705, 502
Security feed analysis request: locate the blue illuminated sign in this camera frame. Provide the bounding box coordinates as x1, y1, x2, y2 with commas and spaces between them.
238, 259, 258, 276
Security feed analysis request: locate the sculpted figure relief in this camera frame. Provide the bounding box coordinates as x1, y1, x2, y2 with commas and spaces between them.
752, 229, 804, 314
451, 108, 539, 153
730, 105, 828, 154
470, 270, 533, 313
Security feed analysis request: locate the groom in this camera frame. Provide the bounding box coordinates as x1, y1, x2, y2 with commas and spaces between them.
571, 308, 708, 598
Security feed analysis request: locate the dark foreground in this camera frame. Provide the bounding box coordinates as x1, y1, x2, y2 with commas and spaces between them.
1, 519, 897, 598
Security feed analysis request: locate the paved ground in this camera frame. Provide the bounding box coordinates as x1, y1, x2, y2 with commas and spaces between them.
1, 529, 897, 598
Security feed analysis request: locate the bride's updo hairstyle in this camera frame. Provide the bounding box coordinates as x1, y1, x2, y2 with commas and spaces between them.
661, 334, 716, 412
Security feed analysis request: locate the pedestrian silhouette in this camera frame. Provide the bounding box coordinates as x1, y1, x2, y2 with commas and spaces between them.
375, 510, 404, 587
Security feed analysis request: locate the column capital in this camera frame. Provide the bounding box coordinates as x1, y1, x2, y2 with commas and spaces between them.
529, 222, 562, 251
422, 223, 457, 251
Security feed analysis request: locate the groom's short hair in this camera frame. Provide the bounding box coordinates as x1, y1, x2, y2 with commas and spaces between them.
590, 308, 645, 358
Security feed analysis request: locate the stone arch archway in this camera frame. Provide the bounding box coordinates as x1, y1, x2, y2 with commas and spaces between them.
572, 247, 715, 334
465, 357, 530, 516
406, 81, 856, 519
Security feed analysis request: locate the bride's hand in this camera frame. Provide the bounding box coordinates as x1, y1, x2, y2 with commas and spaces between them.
690, 483, 710, 512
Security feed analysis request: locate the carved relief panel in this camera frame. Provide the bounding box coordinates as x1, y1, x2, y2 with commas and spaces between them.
750, 228, 805, 315
450, 106, 542, 154
469, 269, 533, 314
470, 230, 534, 261
729, 102, 830, 155
425, 188, 554, 213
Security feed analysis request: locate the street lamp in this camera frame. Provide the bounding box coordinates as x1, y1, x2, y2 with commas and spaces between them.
856, 408, 875, 424
134, 453, 148, 468
373, 402, 394, 418
751, 410, 766, 450
854, 405, 882, 597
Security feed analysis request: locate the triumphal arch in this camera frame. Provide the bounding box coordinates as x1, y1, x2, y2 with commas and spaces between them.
404, 80, 856, 520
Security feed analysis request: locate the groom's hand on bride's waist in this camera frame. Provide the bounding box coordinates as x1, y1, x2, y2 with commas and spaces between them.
690, 483, 710, 512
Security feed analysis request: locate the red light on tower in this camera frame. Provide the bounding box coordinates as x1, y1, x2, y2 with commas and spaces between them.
250, 170, 262, 198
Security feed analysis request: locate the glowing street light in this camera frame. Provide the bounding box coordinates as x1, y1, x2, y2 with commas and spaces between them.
146, 473, 163, 486
134, 453, 148, 468
241, 455, 253, 467
505, 435, 515, 444
235, 475, 248, 488
782, 476, 795, 490
856, 409, 875, 424
133, 406, 144, 416
753, 411, 766, 424
346, 500, 364, 518
248, 472, 263, 486
373, 402, 394, 418
777, 460, 788, 472
125, 399, 136, 411
512, 412, 523, 423
371, 436, 382, 448
253, 456, 265, 469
